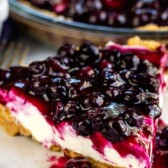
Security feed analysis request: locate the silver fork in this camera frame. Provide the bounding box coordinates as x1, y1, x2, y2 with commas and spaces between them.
0, 42, 29, 69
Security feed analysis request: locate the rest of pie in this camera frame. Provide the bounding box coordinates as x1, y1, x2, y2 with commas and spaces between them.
20, 0, 168, 29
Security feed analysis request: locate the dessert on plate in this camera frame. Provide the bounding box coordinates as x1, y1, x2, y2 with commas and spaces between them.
20, 0, 168, 29
0, 37, 168, 168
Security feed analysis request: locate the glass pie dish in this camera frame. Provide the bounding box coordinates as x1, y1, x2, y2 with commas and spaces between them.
9, 0, 168, 47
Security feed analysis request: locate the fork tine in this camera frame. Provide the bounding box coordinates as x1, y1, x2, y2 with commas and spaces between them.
0, 42, 15, 68
18, 45, 30, 66
0, 43, 29, 69
6, 43, 23, 69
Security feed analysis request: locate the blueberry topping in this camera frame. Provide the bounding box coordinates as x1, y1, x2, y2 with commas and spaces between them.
0, 42, 161, 143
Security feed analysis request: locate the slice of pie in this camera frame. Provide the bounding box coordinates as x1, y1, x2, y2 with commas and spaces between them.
19, 0, 168, 29
0, 38, 167, 168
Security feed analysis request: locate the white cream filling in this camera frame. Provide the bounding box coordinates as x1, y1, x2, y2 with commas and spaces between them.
2, 90, 149, 168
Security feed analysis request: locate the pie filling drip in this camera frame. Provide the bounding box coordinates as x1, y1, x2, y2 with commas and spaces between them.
26, 0, 168, 28
153, 123, 168, 168
0, 42, 165, 145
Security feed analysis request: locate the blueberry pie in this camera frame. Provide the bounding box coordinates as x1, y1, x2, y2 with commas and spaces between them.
0, 38, 168, 168
20, 0, 168, 29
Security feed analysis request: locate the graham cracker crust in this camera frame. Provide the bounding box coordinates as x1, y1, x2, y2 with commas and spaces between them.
0, 104, 122, 168
0, 104, 31, 136
136, 24, 168, 31
127, 36, 161, 51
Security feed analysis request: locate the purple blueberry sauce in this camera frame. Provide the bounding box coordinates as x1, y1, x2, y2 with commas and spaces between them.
0, 42, 163, 143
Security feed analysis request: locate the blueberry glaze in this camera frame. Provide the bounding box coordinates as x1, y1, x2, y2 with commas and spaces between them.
0, 42, 162, 143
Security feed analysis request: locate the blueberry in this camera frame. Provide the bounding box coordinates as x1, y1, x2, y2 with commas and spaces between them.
65, 157, 92, 168
48, 56, 72, 71
51, 101, 81, 123
28, 78, 47, 96
78, 66, 97, 80
119, 53, 140, 70
47, 84, 67, 100
52, 101, 65, 122
64, 101, 81, 119
104, 50, 121, 63
98, 59, 113, 71
135, 92, 159, 105
105, 87, 121, 101
75, 42, 100, 66
122, 89, 138, 105
101, 120, 127, 143
138, 60, 158, 76
104, 103, 127, 118
29, 61, 46, 76
10, 66, 29, 79
68, 87, 79, 98
82, 92, 106, 109
101, 69, 125, 87
87, 108, 106, 123
73, 115, 98, 136
124, 110, 144, 128
129, 73, 160, 92
148, 104, 162, 119
57, 43, 76, 57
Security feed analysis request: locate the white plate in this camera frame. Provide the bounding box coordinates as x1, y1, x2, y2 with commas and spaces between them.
0, 127, 64, 168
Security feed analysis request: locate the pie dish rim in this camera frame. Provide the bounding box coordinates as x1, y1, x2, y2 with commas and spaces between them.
9, 0, 168, 34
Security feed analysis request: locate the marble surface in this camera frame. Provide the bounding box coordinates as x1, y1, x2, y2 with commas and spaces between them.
0, 128, 61, 168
